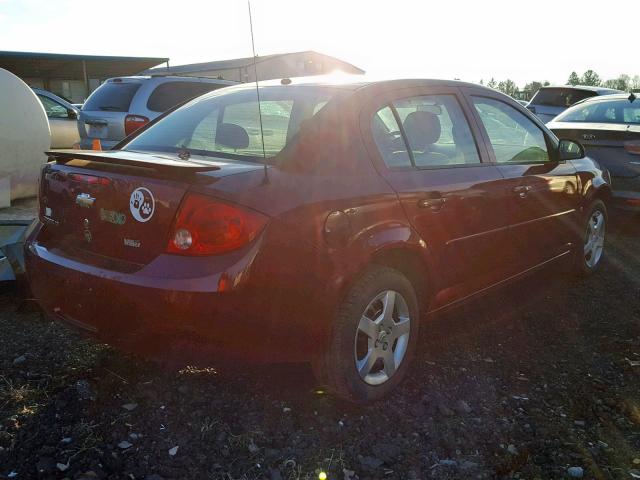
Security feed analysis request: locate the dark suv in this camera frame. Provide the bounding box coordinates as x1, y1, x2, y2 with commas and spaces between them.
526, 85, 621, 123
27, 77, 611, 403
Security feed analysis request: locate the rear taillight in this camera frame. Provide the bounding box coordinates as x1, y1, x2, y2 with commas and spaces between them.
624, 141, 640, 155
124, 114, 149, 136
68, 173, 112, 186
167, 193, 268, 256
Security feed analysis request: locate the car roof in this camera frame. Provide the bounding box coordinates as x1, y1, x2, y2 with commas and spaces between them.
213, 74, 495, 94
103, 75, 237, 85
537, 85, 622, 94
571, 92, 639, 106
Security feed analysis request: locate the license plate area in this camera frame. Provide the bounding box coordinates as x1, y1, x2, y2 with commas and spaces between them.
87, 124, 107, 139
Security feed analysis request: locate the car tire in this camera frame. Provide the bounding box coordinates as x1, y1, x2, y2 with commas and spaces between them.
312, 265, 420, 403
574, 199, 608, 277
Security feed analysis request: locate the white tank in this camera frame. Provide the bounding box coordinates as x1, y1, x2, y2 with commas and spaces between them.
0, 68, 51, 204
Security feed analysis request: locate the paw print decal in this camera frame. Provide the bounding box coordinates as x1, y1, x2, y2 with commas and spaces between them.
129, 187, 155, 223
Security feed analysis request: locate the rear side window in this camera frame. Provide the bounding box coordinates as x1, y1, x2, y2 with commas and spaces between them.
372, 94, 480, 168
83, 82, 141, 112
473, 97, 549, 163
530, 88, 597, 108
555, 99, 640, 125
124, 86, 342, 161
146, 81, 226, 112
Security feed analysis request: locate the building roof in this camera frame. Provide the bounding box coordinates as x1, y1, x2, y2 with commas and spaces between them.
0, 51, 169, 80
141, 50, 364, 76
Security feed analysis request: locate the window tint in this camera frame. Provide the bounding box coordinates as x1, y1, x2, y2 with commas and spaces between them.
83, 82, 141, 112
147, 81, 226, 112
372, 95, 480, 168
473, 97, 549, 163
37, 94, 69, 118
555, 99, 640, 125
126, 87, 342, 161
530, 88, 597, 108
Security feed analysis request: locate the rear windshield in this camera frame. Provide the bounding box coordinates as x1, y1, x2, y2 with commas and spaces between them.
83, 82, 141, 112
555, 99, 640, 125
530, 88, 597, 108
123, 86, 345, 162
146, 81, 228, 112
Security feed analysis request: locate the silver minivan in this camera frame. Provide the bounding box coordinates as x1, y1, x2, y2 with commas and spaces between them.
78, 76, 236, 149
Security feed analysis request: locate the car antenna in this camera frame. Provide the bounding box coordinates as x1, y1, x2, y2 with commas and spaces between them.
248, 0, 269, 184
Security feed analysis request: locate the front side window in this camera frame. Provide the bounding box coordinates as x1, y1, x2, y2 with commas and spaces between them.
473, 97, 549, 163
37, 94, 69, 118
124, 86, 342, 161
371, 94, 480, 168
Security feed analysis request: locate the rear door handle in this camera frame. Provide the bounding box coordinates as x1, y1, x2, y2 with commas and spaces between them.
513, 185, 532, 198
418, 197, 446, 211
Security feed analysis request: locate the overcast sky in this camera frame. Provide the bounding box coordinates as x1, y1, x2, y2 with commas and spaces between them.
0, 0, 630, 87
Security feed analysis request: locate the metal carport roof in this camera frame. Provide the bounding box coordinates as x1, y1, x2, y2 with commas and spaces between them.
0, 51, 168, 80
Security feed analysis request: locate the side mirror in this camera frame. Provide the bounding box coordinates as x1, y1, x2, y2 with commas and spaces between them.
67, 109, 78, 120
558, 138, 585, 160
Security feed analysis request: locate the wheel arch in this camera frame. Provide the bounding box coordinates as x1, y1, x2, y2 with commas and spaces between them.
368, 245, 434, 314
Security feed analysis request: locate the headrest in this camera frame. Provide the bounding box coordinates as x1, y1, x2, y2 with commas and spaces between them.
216, 123, 250, 150
403, 111, 441, 150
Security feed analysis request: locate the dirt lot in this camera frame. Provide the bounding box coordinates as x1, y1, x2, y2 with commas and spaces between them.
1, 214, 639, 480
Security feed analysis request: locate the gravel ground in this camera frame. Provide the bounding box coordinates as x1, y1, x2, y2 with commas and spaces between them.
1, 213, 639, 480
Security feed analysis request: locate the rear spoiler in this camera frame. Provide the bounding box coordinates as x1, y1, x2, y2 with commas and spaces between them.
46, 150, 220, 176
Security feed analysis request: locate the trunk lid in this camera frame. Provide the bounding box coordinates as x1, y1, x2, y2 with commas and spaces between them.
40, 150, 220, 265
549, 122, 640, 178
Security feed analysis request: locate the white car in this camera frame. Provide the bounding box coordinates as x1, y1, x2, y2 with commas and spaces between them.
32, 88, 80, 149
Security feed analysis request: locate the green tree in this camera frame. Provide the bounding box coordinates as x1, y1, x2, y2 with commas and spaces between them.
581, 70, 601, 86
602, 76, 630, 90
567, 71, 581, 85
497, 79, 518, 97
524, 81, 543, 95
487, 78, 497, 89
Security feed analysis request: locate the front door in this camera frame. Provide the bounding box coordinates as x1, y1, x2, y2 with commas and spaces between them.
464, 92, 581, 267
363, 87, 519, 305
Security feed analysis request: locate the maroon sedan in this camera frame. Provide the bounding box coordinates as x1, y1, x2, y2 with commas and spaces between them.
26, 77, 611, 403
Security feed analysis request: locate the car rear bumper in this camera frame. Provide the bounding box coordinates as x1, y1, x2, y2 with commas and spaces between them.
612, 190, 640, 212
79, 138, 120, 150
25, 228, 320, 362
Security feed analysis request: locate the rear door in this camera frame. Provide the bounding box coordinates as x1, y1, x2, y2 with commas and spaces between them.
79, 79, 143, 148
464, 90, 581, 268
363, 86, 518, 301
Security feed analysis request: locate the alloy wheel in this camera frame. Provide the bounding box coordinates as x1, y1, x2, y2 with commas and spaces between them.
354, 290, 411, 386
584, 209, 606, 268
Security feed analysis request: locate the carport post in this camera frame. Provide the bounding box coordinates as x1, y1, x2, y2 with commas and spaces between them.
82, 60, 89, 100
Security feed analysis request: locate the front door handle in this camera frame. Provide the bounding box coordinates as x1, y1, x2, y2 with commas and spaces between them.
418, 197, 446, 211
513, 185, 532, 198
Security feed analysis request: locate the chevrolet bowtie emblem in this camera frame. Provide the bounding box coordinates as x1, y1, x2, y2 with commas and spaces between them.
76, 193, 96, 208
